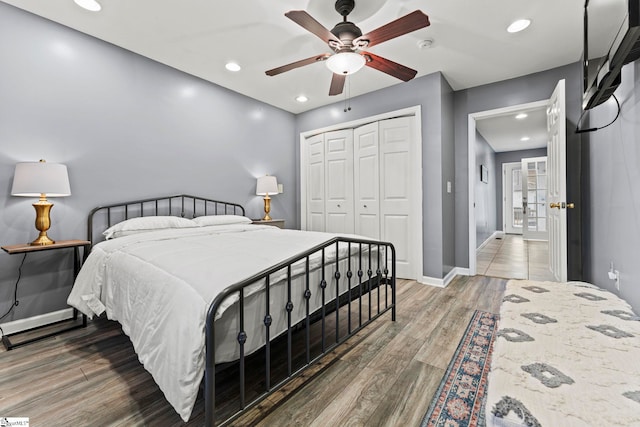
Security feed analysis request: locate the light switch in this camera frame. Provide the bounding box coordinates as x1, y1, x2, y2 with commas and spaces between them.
278, 183, 284, 194
447, 181, 452, 193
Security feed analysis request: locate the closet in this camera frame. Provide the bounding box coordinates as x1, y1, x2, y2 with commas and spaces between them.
302, 116, 416, 279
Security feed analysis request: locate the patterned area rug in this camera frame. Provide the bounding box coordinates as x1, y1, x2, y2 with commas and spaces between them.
420, 310, 498, 427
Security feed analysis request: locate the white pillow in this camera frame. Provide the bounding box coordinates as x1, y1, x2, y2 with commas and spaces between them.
192, 215, 252, 227
103, 216, 196, 239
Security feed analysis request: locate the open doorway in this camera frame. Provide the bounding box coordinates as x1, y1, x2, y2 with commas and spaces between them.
468, 93, 563, 281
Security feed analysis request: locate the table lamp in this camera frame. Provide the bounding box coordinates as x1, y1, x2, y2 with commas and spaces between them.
11, 159, 71, 246
256, 175, 278, 221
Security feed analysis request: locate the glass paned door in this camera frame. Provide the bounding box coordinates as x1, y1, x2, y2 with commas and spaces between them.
521, 156, 548, 240
504, 162, 523, 234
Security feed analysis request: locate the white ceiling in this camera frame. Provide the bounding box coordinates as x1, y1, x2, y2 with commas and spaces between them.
1, 0, 585, 116
476, 106, 549, 153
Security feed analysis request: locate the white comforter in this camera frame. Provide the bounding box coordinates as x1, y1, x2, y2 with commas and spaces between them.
68, 224, 351, 421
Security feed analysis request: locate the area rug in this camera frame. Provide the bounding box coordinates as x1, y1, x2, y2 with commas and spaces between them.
420, 310, 498, 427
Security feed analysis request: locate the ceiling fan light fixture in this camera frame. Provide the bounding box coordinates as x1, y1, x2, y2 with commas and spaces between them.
74, 0, 101, 11
325, 52, 366, 75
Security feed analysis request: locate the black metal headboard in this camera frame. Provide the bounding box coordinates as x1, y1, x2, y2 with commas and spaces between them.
87, 194, 245, 247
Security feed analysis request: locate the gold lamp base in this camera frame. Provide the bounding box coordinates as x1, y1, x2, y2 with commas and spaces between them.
262, 194, 272, 221
30, 197, 55, 246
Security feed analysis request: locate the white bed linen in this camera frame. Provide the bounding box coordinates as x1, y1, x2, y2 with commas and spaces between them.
68, 224, 377, 421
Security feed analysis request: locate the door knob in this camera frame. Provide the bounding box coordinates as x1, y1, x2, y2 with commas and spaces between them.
337, 204, 341, 208
549, 202, 561, 209
566, 203, 575, 209
363, 205, 367, 208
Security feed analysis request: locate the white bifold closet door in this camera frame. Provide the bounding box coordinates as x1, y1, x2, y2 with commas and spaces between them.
306, 133, 325, 232
354, 122, 380, 238
377, 117, 413, 278
305, 116, 414, 279
325, 129, 355, 234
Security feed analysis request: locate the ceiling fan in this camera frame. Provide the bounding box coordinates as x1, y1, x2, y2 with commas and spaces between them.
265, 0, 430, 96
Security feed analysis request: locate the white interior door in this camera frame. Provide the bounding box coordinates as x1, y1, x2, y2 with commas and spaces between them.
306, 133, 325, 232
547, 79, 568, 281
379, 117, 413, 279
354, 122, 380, 239
521, 156, 548, 241
324, 130, 354, 234
503, 162, 523, 234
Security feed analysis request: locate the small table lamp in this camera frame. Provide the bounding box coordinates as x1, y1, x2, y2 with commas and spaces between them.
11, 159, 71, 246
256, 175, 278, 221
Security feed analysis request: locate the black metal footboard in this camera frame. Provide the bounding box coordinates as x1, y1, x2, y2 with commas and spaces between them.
205, 237, 396, 426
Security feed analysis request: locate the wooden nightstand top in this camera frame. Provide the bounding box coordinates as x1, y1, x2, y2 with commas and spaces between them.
2, 239, 91, 254
251, 219, 285, 229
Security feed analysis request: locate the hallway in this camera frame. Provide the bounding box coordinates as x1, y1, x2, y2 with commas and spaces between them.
476, 234, 556, 281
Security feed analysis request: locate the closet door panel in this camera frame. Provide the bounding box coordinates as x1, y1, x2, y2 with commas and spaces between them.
354, 122, 380, 239
379, 117, 413, 278
325, 130, 354, 234
306, 133, 325, 232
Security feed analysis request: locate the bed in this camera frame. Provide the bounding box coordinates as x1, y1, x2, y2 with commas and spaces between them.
67, 194, 396, 425
485, 279, 640, 427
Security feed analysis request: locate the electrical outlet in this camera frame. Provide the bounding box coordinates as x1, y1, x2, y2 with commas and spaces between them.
608, 262, 620, 291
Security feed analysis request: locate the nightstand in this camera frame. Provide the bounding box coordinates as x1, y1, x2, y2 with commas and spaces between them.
1, 239, 90, 350
251, 219, 285, 229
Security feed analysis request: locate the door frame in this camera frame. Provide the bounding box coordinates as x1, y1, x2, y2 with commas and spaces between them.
468, 100, 548, 275
299, 105, 423, 281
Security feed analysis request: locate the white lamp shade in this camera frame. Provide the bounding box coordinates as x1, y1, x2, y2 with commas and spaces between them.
11, 161, 71, 197
256, 175, 278, 196
325, 52, 366, 75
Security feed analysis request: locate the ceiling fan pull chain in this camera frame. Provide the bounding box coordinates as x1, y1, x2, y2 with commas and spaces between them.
344, 76, 352, 112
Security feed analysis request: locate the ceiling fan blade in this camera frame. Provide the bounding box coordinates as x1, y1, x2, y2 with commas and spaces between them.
355, 10, 430, 49
266, 54, 330, 76
285, 10, 342, 45
329, 73, 346, 96
363, 52, 417, 82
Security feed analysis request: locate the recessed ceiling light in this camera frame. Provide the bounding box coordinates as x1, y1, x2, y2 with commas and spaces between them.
295, 95, 308, 103
520, 136, 530, 141
225, 62, 241, 72
507, 19, 531, 33
74, 0, 101, 11
515, 113, 528, 120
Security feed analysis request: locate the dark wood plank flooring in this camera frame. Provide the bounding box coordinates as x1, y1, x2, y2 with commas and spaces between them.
0, 275, 506, 426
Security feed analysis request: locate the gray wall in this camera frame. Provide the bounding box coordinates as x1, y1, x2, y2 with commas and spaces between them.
475, 132, 497, 247
440, 75, 456, 276
583, 61, 640, 311
0, 3, 296, 321
295, 72, 454, 279
494, 148, 547, 230
453, 63, 583, 279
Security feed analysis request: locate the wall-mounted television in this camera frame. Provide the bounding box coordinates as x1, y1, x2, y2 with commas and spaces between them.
583, 0, 640, 110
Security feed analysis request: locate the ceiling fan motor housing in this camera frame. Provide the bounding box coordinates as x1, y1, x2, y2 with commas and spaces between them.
330, 21, 362, 46
335, 0, 355, 17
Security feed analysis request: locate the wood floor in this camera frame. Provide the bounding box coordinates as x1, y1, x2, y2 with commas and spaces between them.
476, 234, 556, 281
0, 275, 507, 426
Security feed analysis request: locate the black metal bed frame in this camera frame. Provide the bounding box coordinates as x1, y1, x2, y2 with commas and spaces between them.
86, 194, 396, 426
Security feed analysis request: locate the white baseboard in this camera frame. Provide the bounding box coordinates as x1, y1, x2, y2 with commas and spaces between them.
477, 231, 504, 252
0, 308, 75, 337
419, 267, 470, 288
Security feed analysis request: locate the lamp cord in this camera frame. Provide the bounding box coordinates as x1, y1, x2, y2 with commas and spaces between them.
0, 253, 27, 336
575, 94, 621, 134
